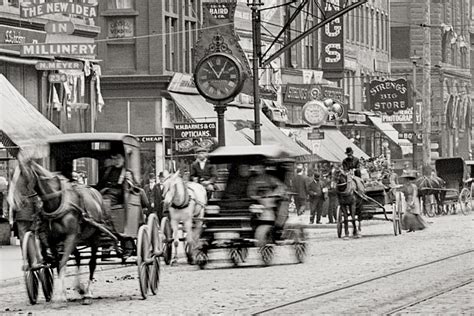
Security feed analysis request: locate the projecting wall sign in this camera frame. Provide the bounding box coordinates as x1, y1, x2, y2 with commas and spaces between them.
321, 0, 344, 81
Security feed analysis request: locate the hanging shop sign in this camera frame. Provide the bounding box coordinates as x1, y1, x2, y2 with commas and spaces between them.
284, 84, 344, 104
347, 113, 367, 124
367, 79, 410, 114
20, 1, 98, 19
321, 0, 344, 81
21, 43, 96, 56
398, 131, 422, 143
381, 108, 421, 124
174, 122, 217, 139
136, 135, 164, 143
35, 61, 83, 71
308, 129, 325, 140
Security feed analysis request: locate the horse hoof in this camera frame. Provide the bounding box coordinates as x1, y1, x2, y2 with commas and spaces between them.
82, 297, 92, 305
170, 259, 178, 266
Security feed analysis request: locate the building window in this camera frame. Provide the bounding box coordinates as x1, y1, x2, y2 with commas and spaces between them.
107, 0, 134, 9
165, 16, 178, 71
355, 6, 360, 42
370, 9, 374, 48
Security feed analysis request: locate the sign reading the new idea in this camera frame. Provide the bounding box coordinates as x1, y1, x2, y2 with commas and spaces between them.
367, 79, 410, 115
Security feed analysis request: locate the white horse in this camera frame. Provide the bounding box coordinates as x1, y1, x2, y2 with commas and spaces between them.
162, 171, 207, 265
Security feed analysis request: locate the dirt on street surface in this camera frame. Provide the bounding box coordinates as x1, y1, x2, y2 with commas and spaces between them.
0, 213, 472, 315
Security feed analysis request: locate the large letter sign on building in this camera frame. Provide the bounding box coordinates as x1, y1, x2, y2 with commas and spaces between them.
322, 0, 344, 81
368, 79, 410, 115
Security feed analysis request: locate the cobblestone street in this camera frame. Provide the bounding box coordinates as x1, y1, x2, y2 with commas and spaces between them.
0, 213, 472, 315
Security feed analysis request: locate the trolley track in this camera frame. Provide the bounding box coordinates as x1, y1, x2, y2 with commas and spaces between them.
251, 249, 474, 315
385, 278, 473, 315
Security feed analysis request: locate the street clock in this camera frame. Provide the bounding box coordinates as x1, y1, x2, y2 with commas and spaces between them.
194, 52, 245, 103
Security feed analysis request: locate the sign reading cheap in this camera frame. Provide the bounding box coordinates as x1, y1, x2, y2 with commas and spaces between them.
20, 1, 98, 19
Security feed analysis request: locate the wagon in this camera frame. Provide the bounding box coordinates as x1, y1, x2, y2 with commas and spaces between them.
22, 133, 162, 304
193, 145, 307, 269
432, 157, 472, 215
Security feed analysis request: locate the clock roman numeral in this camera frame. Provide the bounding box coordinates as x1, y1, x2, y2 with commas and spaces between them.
230, 74, 237, 79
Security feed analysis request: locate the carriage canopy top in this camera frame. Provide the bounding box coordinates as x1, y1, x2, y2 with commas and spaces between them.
209, 145, 294, 164
435, 157, 464, 186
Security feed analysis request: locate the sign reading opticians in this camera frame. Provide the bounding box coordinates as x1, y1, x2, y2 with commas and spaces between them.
21, 43, 96, 56
20, 1, 98, 19
174, 122, 217, 139
367, 79, 410, 114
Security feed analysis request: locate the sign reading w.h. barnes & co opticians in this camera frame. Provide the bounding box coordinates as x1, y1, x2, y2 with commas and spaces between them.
174, 122, 217, 139
367, 79, 410, 114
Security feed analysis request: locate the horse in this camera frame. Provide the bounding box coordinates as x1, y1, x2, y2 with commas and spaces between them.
162, 171, 207, 265
12, 157, 110, 305
333, 170, 364, 239
415, 174, 446, 215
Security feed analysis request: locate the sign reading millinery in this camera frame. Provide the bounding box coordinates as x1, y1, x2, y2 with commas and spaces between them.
136, 135, 164, 143
21, 43, 96, 56
367, 79, 409, 114
20, 1, 98, 19
321, 0, 344, 81
48, 73, 67, 83
174, 122, 217, 139
308, 129, 325, 140
44, 21, 75, 35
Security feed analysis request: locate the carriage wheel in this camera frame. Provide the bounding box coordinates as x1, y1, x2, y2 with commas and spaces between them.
147, 214, 162, 256
260, 245, 274, 266
160, 217, 173, 265
195, 250, 208, 269
336, 206, 343, 238
229, 248, 243, 266
137, 225, 150, 299
22, 232, 40, 305
393, 192, 403, 236
292, 226, 307, 263
148, 257, 160, 295
39, 267, 54, 302
459, 188, 471, 215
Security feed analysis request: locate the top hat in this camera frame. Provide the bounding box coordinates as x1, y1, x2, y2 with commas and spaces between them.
345, 147, 354, 154
195, 147, 208, 153
400, 170, 418, 180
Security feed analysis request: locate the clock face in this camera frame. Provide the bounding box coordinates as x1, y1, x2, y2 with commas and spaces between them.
302, 100, 328, 126
194, 53, 244, 102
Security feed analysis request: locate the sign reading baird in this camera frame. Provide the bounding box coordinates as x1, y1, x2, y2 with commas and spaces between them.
174, 122, 217, 139
368, 79, 409, 114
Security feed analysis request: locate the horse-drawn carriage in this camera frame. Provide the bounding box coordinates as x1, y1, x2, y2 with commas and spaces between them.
193, 145, 307, 268
18, 133, 162, 304
459, 160, 474, 214
334, 170, 403, 238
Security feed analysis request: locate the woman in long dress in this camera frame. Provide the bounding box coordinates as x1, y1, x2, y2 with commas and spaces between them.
400, 170, 427, 232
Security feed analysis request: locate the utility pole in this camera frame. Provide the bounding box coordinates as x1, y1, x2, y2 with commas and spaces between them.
421, 0, 432, 175
249, 0, 263, 145
411, 56, 419, 170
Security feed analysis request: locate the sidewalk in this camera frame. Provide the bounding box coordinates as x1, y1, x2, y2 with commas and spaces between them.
0, 245, 23, 286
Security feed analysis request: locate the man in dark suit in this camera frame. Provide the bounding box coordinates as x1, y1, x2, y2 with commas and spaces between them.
342, 147, 361, 177
144, 173, 163, 221
190, 148, 217, 199
308, 172, 328, 224
292, 164, 309, 216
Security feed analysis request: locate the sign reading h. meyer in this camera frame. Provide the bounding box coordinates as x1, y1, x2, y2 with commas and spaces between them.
321, 0, 344, 81
20, 1, 98, 19
21, 43, 96, 56
367, 79, 409, 114
174, 122, 217, 139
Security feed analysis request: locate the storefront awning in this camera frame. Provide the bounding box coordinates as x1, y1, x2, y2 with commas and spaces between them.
168, 92, 309, 156
281, 127, 369, 163
0, 74, 62, 152
367, 115, 413, 155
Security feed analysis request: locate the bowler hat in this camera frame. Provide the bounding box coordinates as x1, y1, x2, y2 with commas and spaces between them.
345, 147, 354, 154
400, 170, 418, 180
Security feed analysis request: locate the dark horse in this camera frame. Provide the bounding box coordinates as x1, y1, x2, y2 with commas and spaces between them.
12, 157, 113, 305
415, 174, 446, 215
334, 170, 364, 238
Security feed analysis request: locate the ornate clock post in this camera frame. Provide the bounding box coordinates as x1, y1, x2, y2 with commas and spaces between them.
194, 37, 245, 146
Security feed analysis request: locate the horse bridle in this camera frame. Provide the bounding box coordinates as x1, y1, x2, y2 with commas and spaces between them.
28, 162, 63, 202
